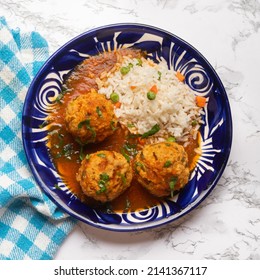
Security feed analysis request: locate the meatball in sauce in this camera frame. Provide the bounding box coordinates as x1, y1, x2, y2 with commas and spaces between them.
134, 142, 190, 197
76, 150, 132, 203
65, 89, 117, 144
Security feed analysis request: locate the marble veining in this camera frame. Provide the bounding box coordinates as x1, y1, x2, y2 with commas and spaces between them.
1, 0, 260, 260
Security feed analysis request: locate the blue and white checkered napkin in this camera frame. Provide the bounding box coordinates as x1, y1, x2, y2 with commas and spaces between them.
0, 17, 75, 260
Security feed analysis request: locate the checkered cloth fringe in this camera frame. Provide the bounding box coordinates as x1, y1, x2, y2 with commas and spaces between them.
0, 17, 75, 260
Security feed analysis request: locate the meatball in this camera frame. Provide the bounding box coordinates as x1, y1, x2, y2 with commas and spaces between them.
76, 150, 133, 202
134, 142, 190, 197
65, 89, 117, 144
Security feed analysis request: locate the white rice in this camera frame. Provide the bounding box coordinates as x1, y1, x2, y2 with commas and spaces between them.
97, 55, 202, 143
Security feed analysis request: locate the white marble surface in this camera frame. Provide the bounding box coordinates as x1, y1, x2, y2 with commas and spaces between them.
2, 0, 260, 260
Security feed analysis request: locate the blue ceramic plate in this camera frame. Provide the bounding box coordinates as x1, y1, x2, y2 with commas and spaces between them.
22, 23, 232, 231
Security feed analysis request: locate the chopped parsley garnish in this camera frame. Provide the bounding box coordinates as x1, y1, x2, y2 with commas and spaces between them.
118, 173, 127, 185
123, 142, 138, 156
97, 173, 110, 194
78, 119, 96, 140
100, 173, 109, 181
110, 120, 118, 131
54, 184, 61, 190
79, 145, 85, 161
169, 176, 178, 198
97, 153, 106, 158
120, 148, 130, 163
157, 71, 162, 81
55, 92, 65, 103
164, 160, 172, 168
51, 131, 75, 160
49, 130, 64, 150
39, 120, 49, 128
136, 58, 142, 66
55, 85, 69, 103
134, 161, 145, 173
120, 142, 138, 163
78, 119, 90, 129
96, 106, 103, 117
127, 123, 135, 128
141, 124, 160, 139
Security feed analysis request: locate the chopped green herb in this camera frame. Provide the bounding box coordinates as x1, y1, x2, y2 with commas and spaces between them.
147, 91, 156, 100
169, 176, 178, 198
97, 173, 110, 194
100, 173, 109, 181
136, 58, 142, 66
158, 71, 162, 81
164, 160, 172, 168
79, 145, 85, 161
110, 92, 119, 103
39, 120, 49, 128
127, 133, 141, 139
97, 181, 107, 193
78, 119, 89, 129
120, 142, 138, 163
54, 184, 61, 190
55, 92, 65, 103
78, 119, 96, 140
127, 123, 135, 128
55, 85, 69, 103
49, 130, 65, 148
141, 124, 160, 139
110, 120, 118, 131
120, 148, 131, 163
54, 140, 74, 160
96, 106, 103, 117
97, 153, 106, 158
49, 130, 65, 151
123, 142, 138, 156
118, 173, 127, 185
85, 154, 91, 160
134, 162, 145, 172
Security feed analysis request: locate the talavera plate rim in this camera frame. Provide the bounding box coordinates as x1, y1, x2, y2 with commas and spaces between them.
22, 23, 232, 231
